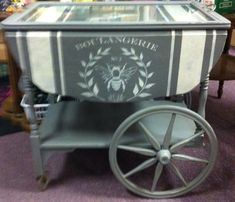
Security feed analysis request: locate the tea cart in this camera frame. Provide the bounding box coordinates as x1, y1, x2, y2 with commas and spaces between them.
2, 1, 230, 198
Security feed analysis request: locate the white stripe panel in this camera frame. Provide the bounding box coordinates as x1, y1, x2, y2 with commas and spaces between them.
57, 31, 66, 95
208, 30, 217, 71
27, 31, 56, 93
176, 30, 206, 94
16, 31, 26, 72
166, 30, 175, 96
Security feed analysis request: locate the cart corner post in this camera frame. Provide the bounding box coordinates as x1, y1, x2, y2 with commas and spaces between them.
198, 74, 209, 118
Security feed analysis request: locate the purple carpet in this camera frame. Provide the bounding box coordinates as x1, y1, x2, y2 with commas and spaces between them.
0, 80, 235, 202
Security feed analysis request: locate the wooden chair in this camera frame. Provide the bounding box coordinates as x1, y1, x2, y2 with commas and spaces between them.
0, 12, 28, 130
210, 13, 235, 98
0, 26, 8, 63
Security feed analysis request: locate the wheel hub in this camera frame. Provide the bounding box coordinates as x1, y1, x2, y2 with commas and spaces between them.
157, 149, 171, 165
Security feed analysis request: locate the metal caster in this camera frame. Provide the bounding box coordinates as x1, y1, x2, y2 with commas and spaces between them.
109, 105, 217, 198
36, 171, 49, 191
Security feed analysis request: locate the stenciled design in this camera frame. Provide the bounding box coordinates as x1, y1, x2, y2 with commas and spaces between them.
77, 47, 155, 102
96, 57, 137, 92
121, 48, 155, 100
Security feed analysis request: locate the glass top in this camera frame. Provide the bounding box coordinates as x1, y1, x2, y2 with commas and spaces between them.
20, 3, 214, 24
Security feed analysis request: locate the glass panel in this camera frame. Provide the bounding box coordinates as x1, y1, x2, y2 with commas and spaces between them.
20, 3, 214, 24
162, 5, 212, 22
24, 6, 69, 22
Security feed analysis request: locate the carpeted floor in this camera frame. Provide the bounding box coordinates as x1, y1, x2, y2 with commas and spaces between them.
0, 80, 234, 202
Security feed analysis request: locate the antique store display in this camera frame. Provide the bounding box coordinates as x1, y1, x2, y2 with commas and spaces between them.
2, 1, 230, 198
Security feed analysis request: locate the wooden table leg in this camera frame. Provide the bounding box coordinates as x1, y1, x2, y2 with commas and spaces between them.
1, 49, 29, 131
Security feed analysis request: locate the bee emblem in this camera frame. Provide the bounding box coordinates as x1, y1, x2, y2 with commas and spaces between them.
96, 57, 137, 92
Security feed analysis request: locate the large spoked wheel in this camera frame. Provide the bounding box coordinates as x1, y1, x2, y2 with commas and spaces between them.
109, 105, 217, 198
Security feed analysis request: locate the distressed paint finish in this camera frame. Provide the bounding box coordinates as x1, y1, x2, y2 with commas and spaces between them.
5, 30, 226, 102
61, 33, 171, 102
176, 30, 207, 94
166, 30, 175, 97
1, 2, 228, 196
27, 31, 56, 93
57, 31, 66, 95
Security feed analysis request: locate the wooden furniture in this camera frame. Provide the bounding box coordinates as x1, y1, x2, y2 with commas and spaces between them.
231, 29, 235, 46
0, 12, 28, 130
2, 1, 229, 198
210, 13, 235, 98
0, 29, 8, 62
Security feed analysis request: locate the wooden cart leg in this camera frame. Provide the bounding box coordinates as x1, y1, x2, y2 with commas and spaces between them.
30, 135, 45, 176
198, 75, 209, 118
30, 134, 49, 190
23, 75, 49, 190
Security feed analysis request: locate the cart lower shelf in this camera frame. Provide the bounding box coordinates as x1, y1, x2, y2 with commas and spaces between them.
31, 100, 217, 199
38, 101, 197, 150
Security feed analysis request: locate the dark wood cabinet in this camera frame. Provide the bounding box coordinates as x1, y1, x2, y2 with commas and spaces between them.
210, 13, 235, 98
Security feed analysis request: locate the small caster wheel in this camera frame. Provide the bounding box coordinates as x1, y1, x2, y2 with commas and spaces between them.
36, 171, 49, 191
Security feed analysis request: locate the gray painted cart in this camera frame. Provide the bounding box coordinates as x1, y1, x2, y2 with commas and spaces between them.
2, 1, 230, 198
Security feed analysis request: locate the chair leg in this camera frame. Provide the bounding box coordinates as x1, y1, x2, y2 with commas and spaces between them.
217, 80, 224, 99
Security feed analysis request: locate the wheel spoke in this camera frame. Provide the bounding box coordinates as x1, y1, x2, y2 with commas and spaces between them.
169, 162, 187, 186
124, 157, 157, 178
138, 121, 161, 151
172, 154, 209, 164
170, 130, 204, 153
151, 163, 163, 192
118, 145, 156, 157
162, 113, 176, 149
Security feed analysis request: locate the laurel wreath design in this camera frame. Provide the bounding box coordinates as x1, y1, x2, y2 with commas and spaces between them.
77, 47, 111, 100
121, 47, 155, 100
77, 47, 155, 102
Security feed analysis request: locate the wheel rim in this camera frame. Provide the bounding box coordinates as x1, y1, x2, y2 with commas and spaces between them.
109, 105, 218, 198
